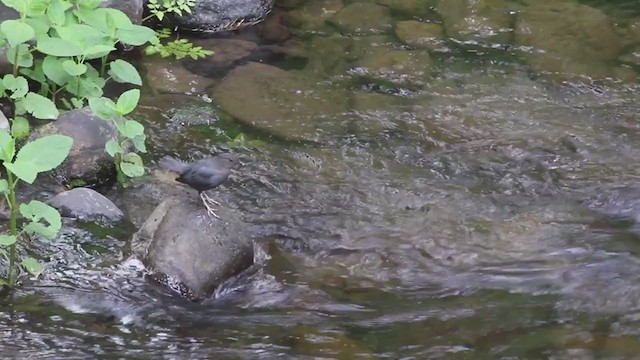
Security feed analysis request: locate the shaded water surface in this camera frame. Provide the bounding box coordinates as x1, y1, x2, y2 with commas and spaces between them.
4, 0, 640, 358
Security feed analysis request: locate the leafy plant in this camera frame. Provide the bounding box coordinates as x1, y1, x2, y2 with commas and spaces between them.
143, 0, 214, 60
0, 0, 157, 187
89, 89, 146, 186
0, 126, 72, 286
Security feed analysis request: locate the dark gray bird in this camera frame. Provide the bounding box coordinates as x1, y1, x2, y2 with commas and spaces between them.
160, 153, 240, 218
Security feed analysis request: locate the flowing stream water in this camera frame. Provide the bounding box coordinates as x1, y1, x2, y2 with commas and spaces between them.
3, 0, 640, 358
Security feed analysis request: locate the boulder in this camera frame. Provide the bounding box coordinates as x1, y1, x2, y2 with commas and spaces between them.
170, 0, 275, 33
395, 20, 448, 52
212, 62, 349, 141
100, 0, 144, 24
142, 56, 217, 95
514, 1, 620, 81
354, 49, 433, 87
377, 0, 432, 17
30, 107, 117, 188
328, 2, 392, 35
49, 188, 125, 222
131, 196, 254, 300
437, 0, 513, 46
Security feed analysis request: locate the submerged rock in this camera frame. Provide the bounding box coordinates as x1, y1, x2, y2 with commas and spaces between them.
170, 0, 274, 33
514, 1, 620, 81
49, 188, 125, 222
328, 2, 392, 35
131, 196, 253, 300
395, 20, 448, 52
437, 0, 514, 46
212, 62, 349, 141
30, 107, 118, 188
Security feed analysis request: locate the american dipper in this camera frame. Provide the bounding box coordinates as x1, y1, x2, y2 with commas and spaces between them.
160, 153, 240, 218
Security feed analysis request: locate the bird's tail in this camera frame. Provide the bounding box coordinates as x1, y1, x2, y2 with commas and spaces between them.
159, 156, 187, 174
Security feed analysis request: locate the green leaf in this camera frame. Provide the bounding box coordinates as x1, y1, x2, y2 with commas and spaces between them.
6, 44, 34, 68
5, 134, 73, 184
0, 234, 16, 246
22, 257, 45, 278
0, 128, 15, 163
62, 59, 87, 76
20, 200, 62, 239
108, 59, 141, 86
116, 120, 144, 138
42, 56, 71, 86
116, 24, 156, 46
120, 152, 144, 177
20, 58, 46, 84
24, 15, 52, 38
11, 116, 29, 139
19, 92, 59, 119
88, 96, 117, 120
105, 138, 122, 157
83, 44, 115, 60
132, 134, 146, 153
47, 0, 71, 26
2, 74, 28, 99
0, 179, 8, 194
36, 36, 83, 57
115, 89, 140, 115
1, 20, 35, 47
55, 24, 106, 49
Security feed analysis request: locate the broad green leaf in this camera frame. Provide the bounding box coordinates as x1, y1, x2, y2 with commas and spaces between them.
0, 234, 16, 246
77, 0, 101, 9
88, 96, 117, 120
36, 36, 83, 57
2, 74, 28, 99
132, 134, 146, 153
116, 120, 144, 138
1, 20, 35, 47
55, 24, 106, 49
115, 89, 140, 115
105, 139, 122, 157
5, 134, 73, 184
0, 128, 15, 163
20, 200, 62, 239
19, 92, 59, 119
24, 15, 52, 38
116, 24, 156, 46
62, 59, 87, 76
7, 45, 34, 68
108, 59, 141, 86
42, 55, 71, 86
120, 152, 144, 177
11, 116, 29, 139
22, 257, 45, 277
0, 179, 8, 194
83, 44, 115, 60
20, 58, 46, 84
47, 0, 71, 26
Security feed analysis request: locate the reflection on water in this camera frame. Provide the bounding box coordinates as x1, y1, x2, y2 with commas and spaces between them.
4, 0, 640, 358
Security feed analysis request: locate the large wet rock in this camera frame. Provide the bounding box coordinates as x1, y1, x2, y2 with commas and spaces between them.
212, 62, 349, 141
182, 39, 258, 78
354, 48, 433, 87
170, 0, 275, 32
437, 0, 513, 46
49, 188, 124, 222
142, 56, 217, 95
329, 2, 392, 35
395, 20, 448, 52
288, 0, 344, 34
377, 0, 433, 17
131, 196, 254, 300
514, 1, 620, 81
30, 108, 117, 188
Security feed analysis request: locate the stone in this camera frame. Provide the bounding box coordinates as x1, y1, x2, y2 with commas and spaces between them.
169, 0, 275, 33
288, 0, 344, 33
212, 62, 349, 141
100, 0, 144, 24
328, 2, 392, 35
49, 188, 124, 222
395, 20, 448, 52
377, 0, 432, 17
0, 107, 8, 131
30, 107, 118, 187
131, 196, 254, 300
142, 56, 217, 95
514, 1, 621, 81
355, 49, 433, 87
437, 0, 514, 45
182, 39, 258, 78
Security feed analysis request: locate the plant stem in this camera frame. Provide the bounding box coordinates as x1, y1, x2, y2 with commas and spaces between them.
12, 46, 20, 78
6, 170, 18, 286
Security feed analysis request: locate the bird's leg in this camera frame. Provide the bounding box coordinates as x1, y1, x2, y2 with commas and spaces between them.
200, 191, 220, 205
199, 192, 220, 219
